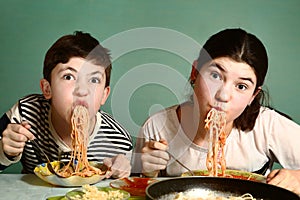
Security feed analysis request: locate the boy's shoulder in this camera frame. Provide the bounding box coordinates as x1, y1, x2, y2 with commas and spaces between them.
18, 94, 50, 114
98, 110, 130, 134
19, 94, 48, 104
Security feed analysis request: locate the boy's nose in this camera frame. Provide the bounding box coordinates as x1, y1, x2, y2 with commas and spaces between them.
73, 81, 89, 96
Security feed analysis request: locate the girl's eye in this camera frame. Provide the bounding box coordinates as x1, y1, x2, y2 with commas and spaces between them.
90, 77, 100, 84
211, 72, 222, 80
63, 74, 75, 80
237, 84, 248, 91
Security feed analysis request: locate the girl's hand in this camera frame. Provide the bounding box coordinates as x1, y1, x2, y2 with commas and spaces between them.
141, 139, 170, 177
267, 168, 300, 195
1, 121, 34, 158
103, 154, 131, 179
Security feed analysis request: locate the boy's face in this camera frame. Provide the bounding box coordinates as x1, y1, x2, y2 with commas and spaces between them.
42, 57, 110, 124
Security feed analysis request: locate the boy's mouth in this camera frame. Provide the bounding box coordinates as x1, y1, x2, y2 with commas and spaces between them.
73, 100, 88, 109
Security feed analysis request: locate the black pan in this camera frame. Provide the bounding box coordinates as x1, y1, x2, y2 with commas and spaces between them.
146, 177, 300, 200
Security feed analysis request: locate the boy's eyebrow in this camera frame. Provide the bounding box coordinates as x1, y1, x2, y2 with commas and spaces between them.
58, 66, 77, 73
210, 62, 255, 85
89, 70, 104, 76
58, 66, 104, 77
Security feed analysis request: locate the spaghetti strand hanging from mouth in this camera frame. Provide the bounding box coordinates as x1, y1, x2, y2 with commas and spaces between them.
205, 108, 227, 176
58, 105, 102, 177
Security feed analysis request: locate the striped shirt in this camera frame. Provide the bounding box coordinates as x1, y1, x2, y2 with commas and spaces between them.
0, 94, 133, 173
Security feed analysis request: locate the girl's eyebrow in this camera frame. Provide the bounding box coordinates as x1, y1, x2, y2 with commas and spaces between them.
209, 62, 226, 72
210, 62, 255, 85
240, 77, 254, 85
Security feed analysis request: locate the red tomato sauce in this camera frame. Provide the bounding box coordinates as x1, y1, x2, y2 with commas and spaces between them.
120, 177, 153, 196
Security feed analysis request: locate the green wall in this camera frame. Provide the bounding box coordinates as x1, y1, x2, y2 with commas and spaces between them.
1, 0, 300, 140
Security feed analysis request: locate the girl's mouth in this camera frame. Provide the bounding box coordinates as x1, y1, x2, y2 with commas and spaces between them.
213, 106, 224, 112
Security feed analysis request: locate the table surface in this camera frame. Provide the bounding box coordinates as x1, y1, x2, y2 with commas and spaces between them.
0, 174, 127, 200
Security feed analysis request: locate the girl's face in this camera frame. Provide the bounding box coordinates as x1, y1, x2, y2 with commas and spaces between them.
42, 57, 110, 124
192, 57, 258, 125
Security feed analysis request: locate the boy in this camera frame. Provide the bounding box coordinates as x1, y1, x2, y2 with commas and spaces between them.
0, 31, 132, 178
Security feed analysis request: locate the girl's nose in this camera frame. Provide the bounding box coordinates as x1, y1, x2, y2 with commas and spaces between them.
215, 84, 231, 103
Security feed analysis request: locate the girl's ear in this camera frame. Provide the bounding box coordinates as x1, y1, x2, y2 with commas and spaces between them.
190, 60, 198, 82
40, 79, 52, 99
248, 86, 262, 105
100, 86, 111, 106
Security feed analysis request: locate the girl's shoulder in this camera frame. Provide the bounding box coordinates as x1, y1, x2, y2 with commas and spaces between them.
253, 106, 299, 133
143, 104, 179, 125
258, 106, 293, 121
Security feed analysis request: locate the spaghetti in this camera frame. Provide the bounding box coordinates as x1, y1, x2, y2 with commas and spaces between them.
205, 108, 227, 176
169, 192, 256, 200
58, 105, 102, 177
69, 185, 126, 200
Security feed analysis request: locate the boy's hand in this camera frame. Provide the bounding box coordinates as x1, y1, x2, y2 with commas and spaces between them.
141, 139, 170, 177
1, 121, 34, 158
103, 154, 131, 179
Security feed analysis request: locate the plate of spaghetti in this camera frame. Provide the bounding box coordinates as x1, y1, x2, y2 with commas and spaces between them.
34, 160, 108, 187
181, 169, 266, 183
110, 177, 157, 196
34, 105, 108, 187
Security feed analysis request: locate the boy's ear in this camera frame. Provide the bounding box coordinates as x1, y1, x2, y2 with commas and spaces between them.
40, 79, 52, 99
100, 86, 110, 106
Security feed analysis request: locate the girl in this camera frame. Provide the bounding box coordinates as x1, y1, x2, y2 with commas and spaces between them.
132, 28, 300, 194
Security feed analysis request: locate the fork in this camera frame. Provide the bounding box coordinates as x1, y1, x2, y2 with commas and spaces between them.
31, 140, 65, 178
149, 138, 195, 176
13, 117, 64, 178
166, 150, 195, 176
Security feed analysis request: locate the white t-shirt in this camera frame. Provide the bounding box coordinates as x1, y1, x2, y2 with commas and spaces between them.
132, 105, 300, 176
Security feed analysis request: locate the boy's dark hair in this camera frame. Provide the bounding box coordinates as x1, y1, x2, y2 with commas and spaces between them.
194, 28, 269, 131
43, 31, 112, 87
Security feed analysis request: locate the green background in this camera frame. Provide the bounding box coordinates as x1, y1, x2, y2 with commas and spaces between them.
1, 0, 299, 172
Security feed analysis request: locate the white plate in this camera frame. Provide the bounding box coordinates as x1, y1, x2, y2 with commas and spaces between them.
34, 161, 108, 187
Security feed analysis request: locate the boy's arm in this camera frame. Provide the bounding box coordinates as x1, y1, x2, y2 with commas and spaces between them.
0, 113, 12, 170
0, 113, 22, 170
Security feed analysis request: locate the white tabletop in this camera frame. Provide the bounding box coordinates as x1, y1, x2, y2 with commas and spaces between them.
0, 174, 114, 200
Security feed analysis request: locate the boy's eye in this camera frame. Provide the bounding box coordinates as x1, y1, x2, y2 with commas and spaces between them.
63, 74, 75, 80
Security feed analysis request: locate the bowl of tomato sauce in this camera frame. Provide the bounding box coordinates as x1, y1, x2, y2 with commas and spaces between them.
110, 177, 157, 196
